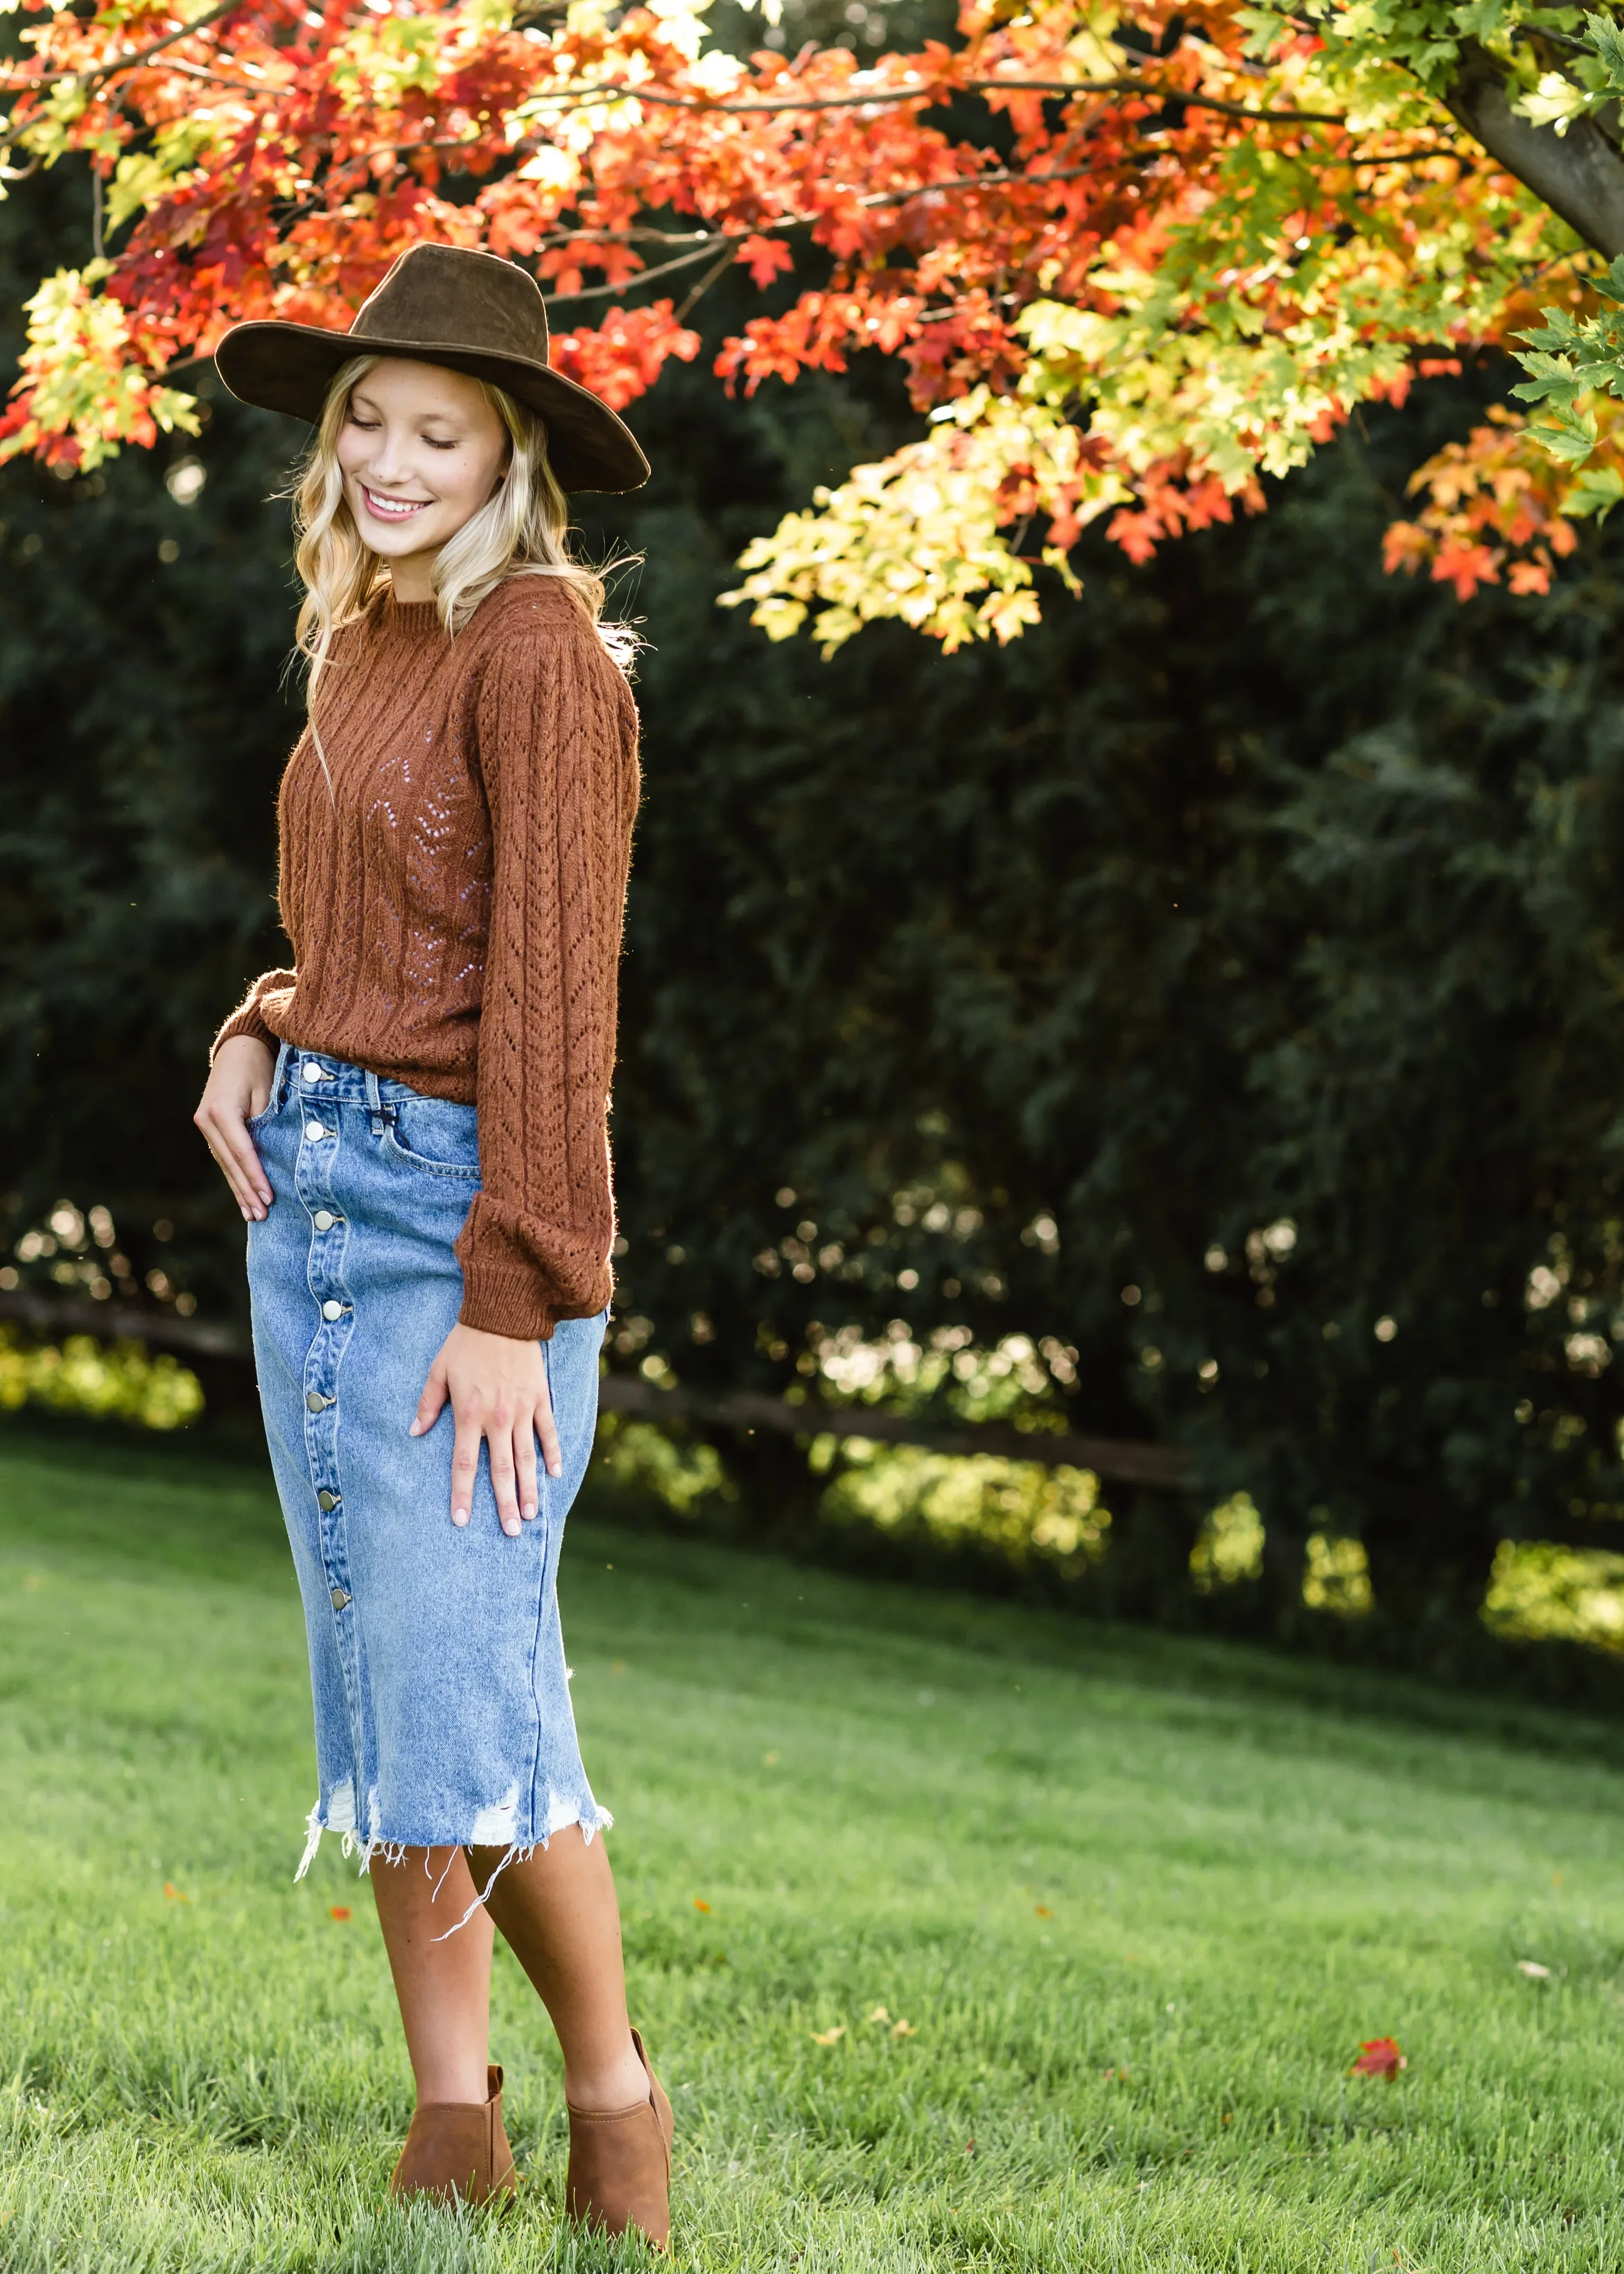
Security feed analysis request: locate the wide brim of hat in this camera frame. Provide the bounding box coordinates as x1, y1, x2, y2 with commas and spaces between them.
213, 322, 649, 494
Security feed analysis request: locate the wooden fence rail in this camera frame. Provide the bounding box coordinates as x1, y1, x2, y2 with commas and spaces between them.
0, 1287, 1190, 1488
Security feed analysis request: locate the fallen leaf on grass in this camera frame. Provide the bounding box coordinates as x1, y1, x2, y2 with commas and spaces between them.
1034, 1904, 1054, 1918
891, 2018, 917, 2038
1517, 1959, 1553, 1979
162, 1883, 189, 1903
811, 2026, 846, 2046
330, 1905, 352, 1922
1349, 2037, 1407, 2080
693, 1899, 710, 1913
866, 2005, 891, 2024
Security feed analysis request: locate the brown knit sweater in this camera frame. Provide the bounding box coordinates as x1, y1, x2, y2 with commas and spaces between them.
213, 576, 640, 1340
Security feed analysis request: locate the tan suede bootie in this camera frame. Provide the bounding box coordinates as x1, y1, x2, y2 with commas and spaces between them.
389, 2063, 518, 2207
565, 2029, 674, 2252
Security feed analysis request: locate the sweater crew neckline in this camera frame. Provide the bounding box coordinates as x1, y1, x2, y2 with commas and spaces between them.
377, 593, 445, 637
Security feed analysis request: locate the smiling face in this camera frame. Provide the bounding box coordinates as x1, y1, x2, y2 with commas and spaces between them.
333, 358, 510, 600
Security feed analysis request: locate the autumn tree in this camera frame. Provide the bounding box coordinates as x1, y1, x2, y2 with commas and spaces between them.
11, 0, 1624, 641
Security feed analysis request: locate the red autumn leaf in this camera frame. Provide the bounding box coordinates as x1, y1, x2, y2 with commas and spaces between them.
1349, 2036, 1408, 2080
330, 1904, 352, 1921
735, 234, 796, 290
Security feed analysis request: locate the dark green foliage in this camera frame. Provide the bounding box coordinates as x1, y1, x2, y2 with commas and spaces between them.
8, 173, 1624, 1663
0, 168, 304, 1321
600, 352, 1624, 1658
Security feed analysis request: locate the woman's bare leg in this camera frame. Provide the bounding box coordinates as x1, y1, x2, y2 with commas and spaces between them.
370, 1846, 494, 2106
469, 1827, 648, 2112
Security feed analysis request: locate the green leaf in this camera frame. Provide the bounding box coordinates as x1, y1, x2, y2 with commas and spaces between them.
1530, 401, 1601, 464
1564, 462, 1624, 518
1585, 8, 1624, 91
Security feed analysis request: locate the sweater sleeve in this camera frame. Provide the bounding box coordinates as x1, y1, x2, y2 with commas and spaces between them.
454, 600, 638, 1340
212, 970, 297, 1061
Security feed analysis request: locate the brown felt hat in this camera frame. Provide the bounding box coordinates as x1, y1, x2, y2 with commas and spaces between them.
214, 242, 649, 494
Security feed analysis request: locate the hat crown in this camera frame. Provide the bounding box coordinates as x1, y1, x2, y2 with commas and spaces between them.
352, 243, 549, 364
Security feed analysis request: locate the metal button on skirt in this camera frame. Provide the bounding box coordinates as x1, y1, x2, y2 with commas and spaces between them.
246, 1041, 609, 1884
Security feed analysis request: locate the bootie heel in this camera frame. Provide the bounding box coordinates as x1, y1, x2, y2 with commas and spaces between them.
565, 2028, 674, 2252
389, 2062, 518, 2207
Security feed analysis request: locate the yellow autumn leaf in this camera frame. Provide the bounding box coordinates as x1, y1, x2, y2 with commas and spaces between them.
890, 2018, 917, 2038
811, 2025, 846, 2046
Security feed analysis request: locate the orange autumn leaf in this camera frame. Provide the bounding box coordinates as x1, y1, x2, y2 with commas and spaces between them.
1035, 1904, 1054, 1918
1349, 2036, 1407, 2081
330, 1905, 352, 1922
162, 1882, 188, 1903
693, 1899, 710, 1913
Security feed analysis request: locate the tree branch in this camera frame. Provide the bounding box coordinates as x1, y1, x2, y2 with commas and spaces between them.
859, 164, 1096, 206
0, 0, 254, 94
541, 236, 731, 304
518, 73, 1343, 124
1441, 38, 1624, 257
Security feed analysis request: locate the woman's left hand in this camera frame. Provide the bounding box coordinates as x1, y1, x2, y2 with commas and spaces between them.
411, 1322, 561, 1536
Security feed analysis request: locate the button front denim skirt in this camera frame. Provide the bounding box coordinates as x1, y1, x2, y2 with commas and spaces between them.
246, 1041, 609, 1886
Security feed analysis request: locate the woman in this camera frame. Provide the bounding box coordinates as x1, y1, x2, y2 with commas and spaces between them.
193, 242, 671, 2248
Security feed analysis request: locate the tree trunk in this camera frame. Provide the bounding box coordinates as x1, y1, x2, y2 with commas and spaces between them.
1443, 41, 1624, 257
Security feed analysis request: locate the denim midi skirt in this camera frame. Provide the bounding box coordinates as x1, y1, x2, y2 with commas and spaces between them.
246, 1041, 609, 1886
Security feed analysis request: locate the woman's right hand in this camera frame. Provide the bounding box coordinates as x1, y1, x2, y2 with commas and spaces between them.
195, 1035, 277, 1222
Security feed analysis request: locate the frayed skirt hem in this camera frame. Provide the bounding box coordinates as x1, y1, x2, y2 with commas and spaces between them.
293, 1794, 613, 1936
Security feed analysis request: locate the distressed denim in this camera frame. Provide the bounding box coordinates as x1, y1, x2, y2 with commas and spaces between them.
246, 1040, 609, 1888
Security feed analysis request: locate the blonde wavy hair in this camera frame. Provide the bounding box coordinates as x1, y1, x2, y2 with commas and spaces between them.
290, 354, 632, 774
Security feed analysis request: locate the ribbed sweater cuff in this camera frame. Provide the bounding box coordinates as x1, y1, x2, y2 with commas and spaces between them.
211, 1005, 279, 1061
458, 1260, 559, 1343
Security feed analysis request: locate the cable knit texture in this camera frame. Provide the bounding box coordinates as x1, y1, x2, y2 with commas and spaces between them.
214, 577, 640, 1339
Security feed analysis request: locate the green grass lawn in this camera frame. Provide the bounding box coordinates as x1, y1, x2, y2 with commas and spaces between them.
5, 1425, 1624, 2271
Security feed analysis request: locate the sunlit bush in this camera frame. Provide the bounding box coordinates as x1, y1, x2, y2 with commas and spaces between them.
1190, 1493, 1266, 1591
1483, 1540, 1624, 1653
1191, 1494, 1372, 1616
817, 1441, 1110, 1574
591, 1413, 736, 1520
0, 1329, 203, 1432
1302, 1530, 1374, 1617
